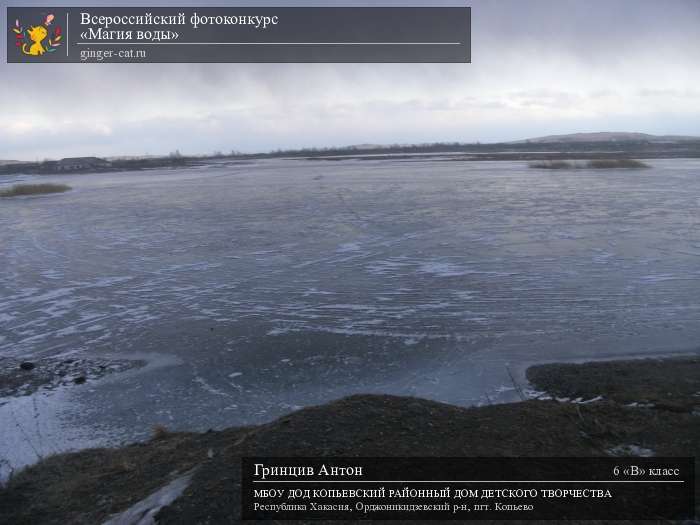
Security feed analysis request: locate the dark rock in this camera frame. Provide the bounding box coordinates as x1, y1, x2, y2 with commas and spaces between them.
73, 376, 86, 385
19, 362, 35, 371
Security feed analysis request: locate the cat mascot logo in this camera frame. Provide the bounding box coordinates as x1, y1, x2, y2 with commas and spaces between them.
11, 14, 62, 57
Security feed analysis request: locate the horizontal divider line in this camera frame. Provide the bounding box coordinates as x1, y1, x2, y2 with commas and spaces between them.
75, 42, 462, 45
252, 480, 685, 483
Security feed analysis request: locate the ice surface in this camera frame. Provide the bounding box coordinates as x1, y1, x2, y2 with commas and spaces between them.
2, 158, 700, 475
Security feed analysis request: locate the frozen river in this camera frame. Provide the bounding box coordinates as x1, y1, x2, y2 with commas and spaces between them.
2, 158, 700, 476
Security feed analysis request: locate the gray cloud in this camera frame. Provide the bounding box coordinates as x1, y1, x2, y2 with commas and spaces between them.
1, 0, 699, 159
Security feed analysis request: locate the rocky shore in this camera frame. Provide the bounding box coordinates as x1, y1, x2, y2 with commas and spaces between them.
0, 357, 145, 404
1, 356, 698, 524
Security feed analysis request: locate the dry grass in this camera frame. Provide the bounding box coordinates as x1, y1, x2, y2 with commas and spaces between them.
529, 159, 650, 170
527, 356, 700, 411
151, 424, 170, 440
0, 430, 216, 524
529, 160, 574, 169
2, 370, 697, 524
585, 159, 649, 169
0, 183, 71, 197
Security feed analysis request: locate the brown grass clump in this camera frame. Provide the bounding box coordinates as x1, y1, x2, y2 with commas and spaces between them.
529, 159, 649, 170
584, 159, 649, 169
151, 424, 170, 440
0, 183, 71, 197
529, 160, 573, 169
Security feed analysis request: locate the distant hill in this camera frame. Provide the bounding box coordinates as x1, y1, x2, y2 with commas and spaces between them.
512, 132, 700, 144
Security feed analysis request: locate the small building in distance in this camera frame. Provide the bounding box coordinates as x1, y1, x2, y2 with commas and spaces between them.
55, 157, 111, 172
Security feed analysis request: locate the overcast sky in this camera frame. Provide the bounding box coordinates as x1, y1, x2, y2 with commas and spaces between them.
2, 0, 699, 160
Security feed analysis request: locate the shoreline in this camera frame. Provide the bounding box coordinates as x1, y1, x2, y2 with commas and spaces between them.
2, 147, 700, 177
512, 348, 700, 397
1, 355, 697, 523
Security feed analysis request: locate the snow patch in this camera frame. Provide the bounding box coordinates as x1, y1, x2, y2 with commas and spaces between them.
607, 444, 655, 457
102, 468, 196, 525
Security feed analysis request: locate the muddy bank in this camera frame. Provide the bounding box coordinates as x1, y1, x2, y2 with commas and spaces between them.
0, 356, 698, 524
527, 356, 700, 413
